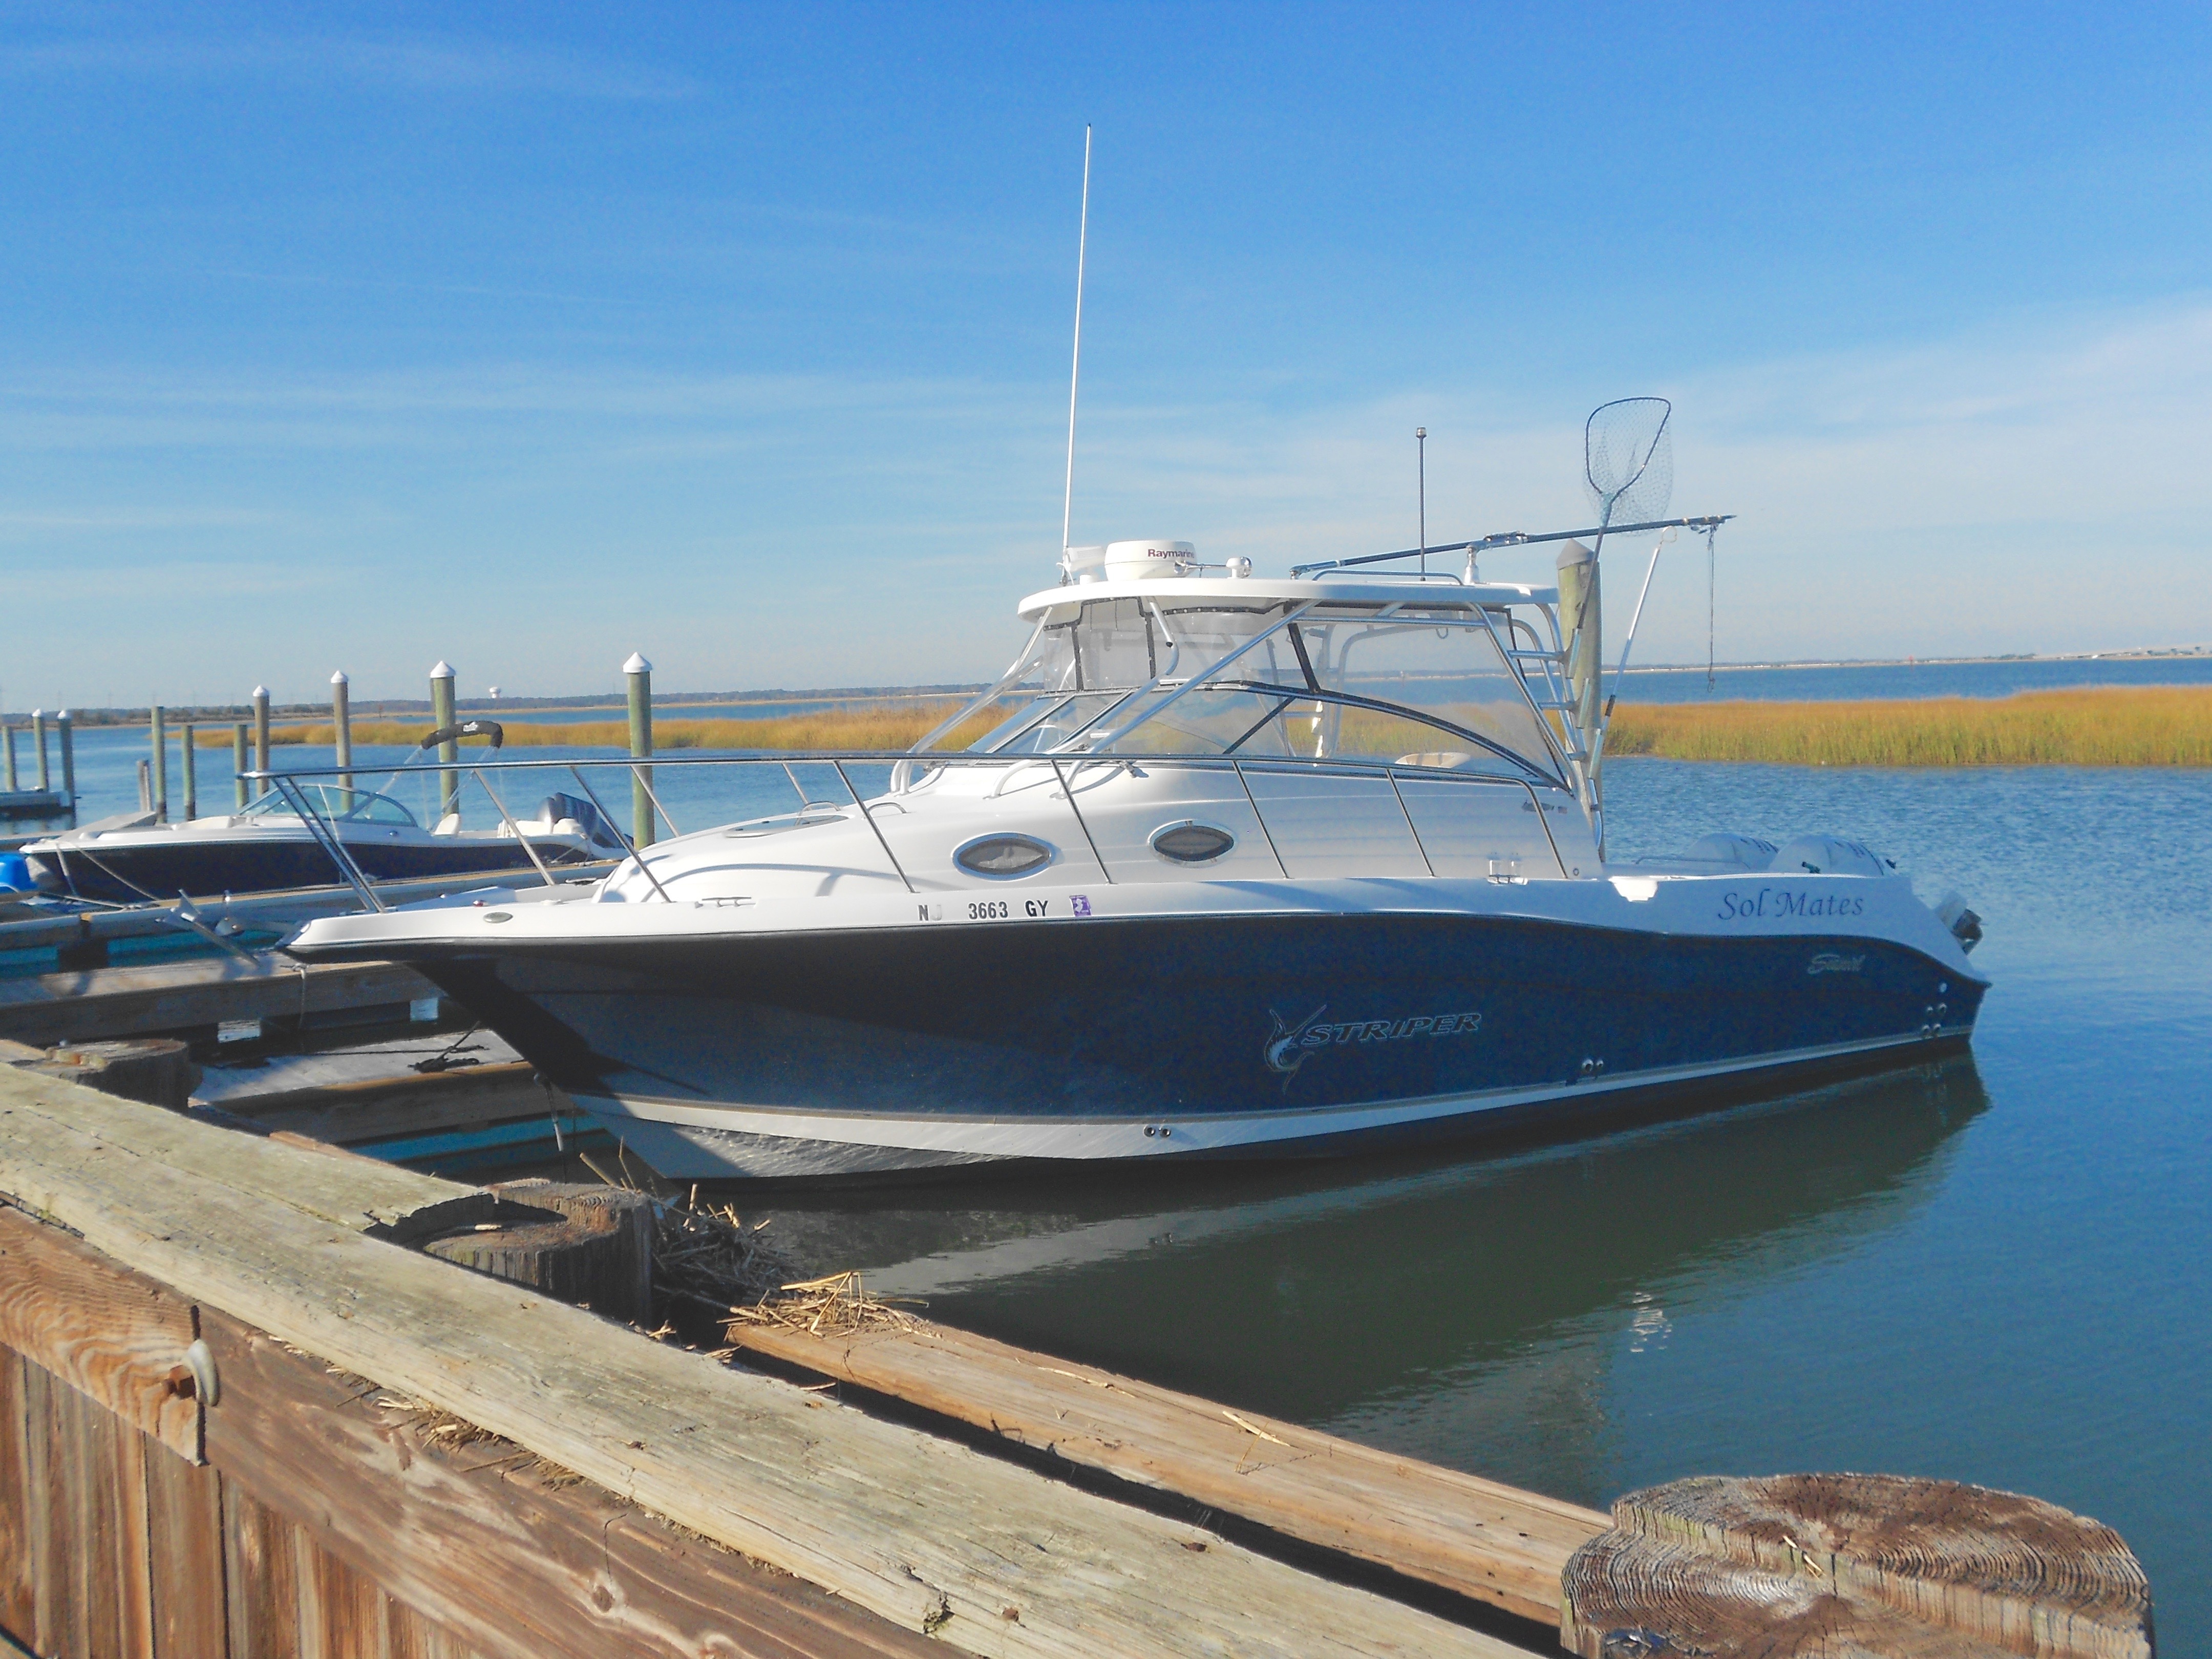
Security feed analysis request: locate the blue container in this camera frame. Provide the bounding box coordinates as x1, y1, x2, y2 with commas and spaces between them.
0, 853, 30, 892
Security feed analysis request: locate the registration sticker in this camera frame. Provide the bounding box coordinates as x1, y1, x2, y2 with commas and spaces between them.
1071, 895, 1092, 917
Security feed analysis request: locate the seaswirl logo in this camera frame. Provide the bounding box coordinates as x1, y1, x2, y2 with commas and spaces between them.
1265, 1005, 1484, 1076
1806, 952, 1866, 975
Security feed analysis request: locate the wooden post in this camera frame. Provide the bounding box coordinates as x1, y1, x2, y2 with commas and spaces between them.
57, 711, 75, 824
1559, 1473, 2154, 1659
429, 662, 457, 823
151, 704, 168, 822
32, 1038, 203, 1110
3, 720, 15, 791
32, 709, 49, 792
419, 1180, 655, 1325
251, 686, 271, 785
180, 723, 198, 821
330, 669, 352, 797
137, 758, 153, 813
232, 722, 251, 810
625, 652, 654, 849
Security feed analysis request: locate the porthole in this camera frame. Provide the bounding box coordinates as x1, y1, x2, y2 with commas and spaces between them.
1150, 821, 1237, 864
953, 833, 1056, 879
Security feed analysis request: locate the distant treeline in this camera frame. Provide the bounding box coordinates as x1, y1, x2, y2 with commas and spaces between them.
208, 686, 2211, 767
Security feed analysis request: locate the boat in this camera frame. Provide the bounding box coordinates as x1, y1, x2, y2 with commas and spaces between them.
282, 421, 1990, 1180
21, 721, 625, 904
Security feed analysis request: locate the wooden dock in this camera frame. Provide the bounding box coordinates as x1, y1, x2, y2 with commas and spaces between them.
0, 1058, 2158, 1657
0, 953, 437, 1048
723, 1312, 1606, 1627
0, 1064, 1542, 1657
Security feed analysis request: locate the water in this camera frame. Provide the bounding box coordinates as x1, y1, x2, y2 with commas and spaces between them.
1619, 653, 2212, 703
731, 761, 2212, 1643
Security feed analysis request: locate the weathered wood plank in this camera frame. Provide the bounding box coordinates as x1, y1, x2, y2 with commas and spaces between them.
0, 1065, 473, 1229
223, 1062, 547, 1143
144, 1420, 229, 1659
0, 1069, 1530, 1659
0, 956, 436, 1046
224, 1480, 300, 1659
200, 1306, 941, 1659
727, 1314, 1608, 1627
18, 1361, 64, 1659
0, 1203, 202, 1461
52, 1373, 128, 1659
113, 1417, 157, 1659
0, 1351, 35, 1643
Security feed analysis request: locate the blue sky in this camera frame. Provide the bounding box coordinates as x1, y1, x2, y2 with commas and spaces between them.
5, 3, 2210, 709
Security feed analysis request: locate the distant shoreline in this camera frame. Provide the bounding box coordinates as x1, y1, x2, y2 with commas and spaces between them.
19, 646, 2211, 730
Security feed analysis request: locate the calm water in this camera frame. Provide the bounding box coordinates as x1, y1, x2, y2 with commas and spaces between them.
735, 761, 2212, 1644
1621, 653, 2212, 703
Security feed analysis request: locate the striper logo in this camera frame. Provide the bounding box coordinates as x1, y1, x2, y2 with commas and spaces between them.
1806, 952, 1866, 975
1265, 1005, 1483, 1076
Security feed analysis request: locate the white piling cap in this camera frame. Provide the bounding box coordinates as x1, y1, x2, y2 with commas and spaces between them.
623, 652, 652, 675
331, 670, 349, 686
251, 686, 268, 699
430, 661, 455, 680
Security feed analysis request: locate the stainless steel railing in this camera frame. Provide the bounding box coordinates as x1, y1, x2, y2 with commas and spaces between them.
252, 749, 1582, 911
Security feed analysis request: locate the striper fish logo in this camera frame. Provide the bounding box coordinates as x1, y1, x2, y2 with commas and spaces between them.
1265, 1004, 1330, 1077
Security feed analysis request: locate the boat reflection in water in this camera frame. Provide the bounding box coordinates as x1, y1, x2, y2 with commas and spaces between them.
740, 1054, 1987, 1506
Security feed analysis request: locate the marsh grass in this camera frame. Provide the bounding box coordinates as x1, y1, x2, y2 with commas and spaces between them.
197, 686, 2212, 767
1605, 686, 2212, 767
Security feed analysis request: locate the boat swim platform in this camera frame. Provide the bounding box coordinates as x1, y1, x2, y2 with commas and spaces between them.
0, 1062, 2156, 1657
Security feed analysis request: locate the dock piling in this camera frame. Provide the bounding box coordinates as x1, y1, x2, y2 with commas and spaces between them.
57, 711, 73, 822
3, 721, 14, 791
31, 710, 48, 792
136, 758, 152, 813
151, 704, 168, 821
331, 668, 352, 796
430, 661, 457, 821
181, 722, 198, 820
625, 651, 654, 848
233, 722, 250, 809
251, 685, 271, 785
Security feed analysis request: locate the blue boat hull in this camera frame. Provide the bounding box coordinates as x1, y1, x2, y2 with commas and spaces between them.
379, 910, 1985, 1177
29, 837, 592, 904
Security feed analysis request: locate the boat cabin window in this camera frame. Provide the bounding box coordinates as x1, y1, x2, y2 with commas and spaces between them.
924, 595, 1563, 783
242, 785, 418, 826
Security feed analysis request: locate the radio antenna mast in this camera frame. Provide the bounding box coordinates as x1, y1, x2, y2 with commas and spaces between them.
1060, 125, 1093, 575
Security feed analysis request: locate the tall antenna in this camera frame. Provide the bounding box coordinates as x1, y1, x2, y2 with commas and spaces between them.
1415, 428, 1427, 573
1060, 125, 1093, 571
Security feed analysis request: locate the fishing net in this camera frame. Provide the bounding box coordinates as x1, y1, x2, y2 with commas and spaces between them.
1584, 397, 1673, 532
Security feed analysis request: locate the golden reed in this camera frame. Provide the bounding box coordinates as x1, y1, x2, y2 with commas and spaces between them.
1603, 686, 2212, 767
205, 686, 2210, 767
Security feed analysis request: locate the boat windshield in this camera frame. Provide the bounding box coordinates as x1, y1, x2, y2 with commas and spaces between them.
241, 785, 418, 826
922, 595, 1564, 783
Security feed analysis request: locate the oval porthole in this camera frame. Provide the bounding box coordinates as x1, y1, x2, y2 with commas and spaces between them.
482, 911, 514, 924
1150, 821, 1237, 864
954, 834, 1056, 879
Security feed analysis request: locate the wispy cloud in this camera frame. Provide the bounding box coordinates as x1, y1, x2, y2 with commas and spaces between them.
0, 31, 695, 100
